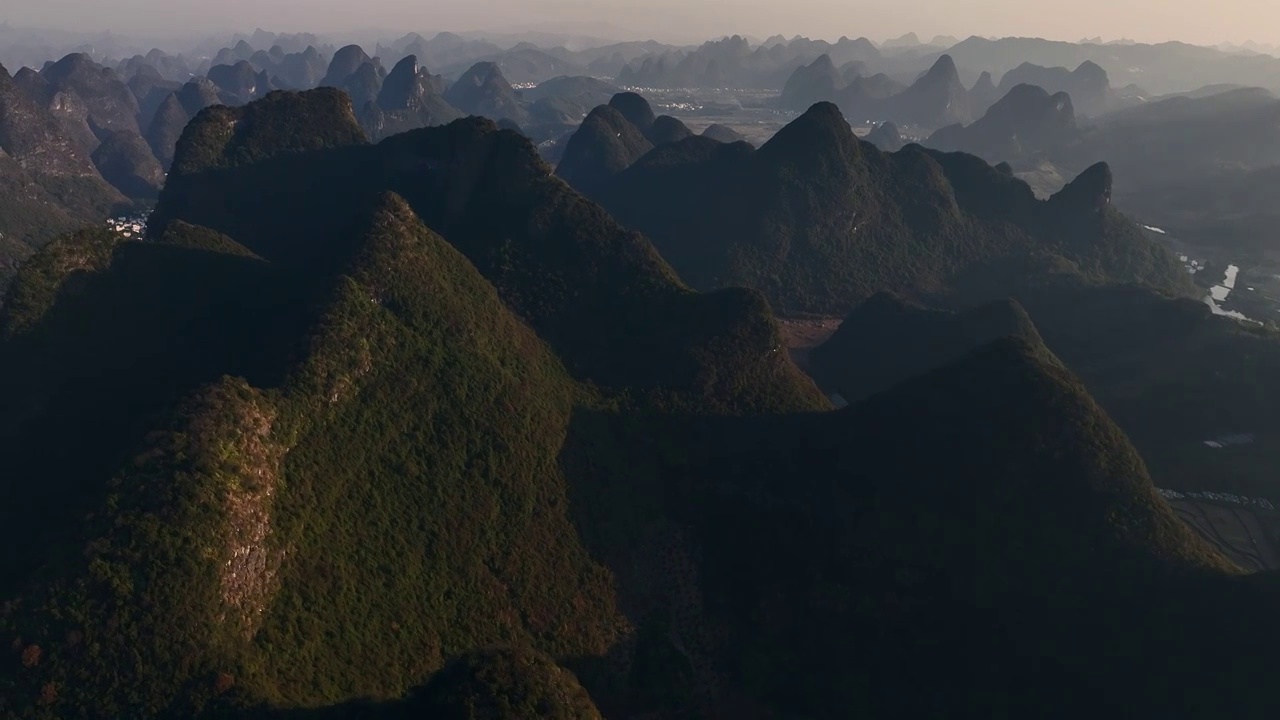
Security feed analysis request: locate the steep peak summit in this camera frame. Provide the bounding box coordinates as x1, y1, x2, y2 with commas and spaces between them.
810, 53, 836, 71
759, 101, 857, 161
1050, 161, 1113, 215
378, 54, 422, 110
321, 44, 372, 87
1074, 60, 1107, 79
387, 53, 419, 82
922, 54, 960, 84
607, 91, 656, 132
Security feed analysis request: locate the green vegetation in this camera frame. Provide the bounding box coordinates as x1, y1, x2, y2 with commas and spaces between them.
1, 228, 123, 339
411, 646, 603, 719
0, 159, 126, 290
169, 88, 368, 177
155, 92, 827, 413
2, 195, 626, 717
553, 105, 653, 194
6, 88, 1280, 720
587, 101, 1192, 314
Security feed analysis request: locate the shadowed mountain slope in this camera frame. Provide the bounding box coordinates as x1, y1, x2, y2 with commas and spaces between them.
928, 83, 1079, 164
590, 101, 1190, 314
809, 292, 1042, 401
4, 86, 1280, 720
154, 89, 824, 412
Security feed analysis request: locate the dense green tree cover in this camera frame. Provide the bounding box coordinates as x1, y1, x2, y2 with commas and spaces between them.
4, 89, 1280, 720
155, 96, 825, 413
168, 88, 369, 176
2, 196, 626, 717
569, 99, 1191, 315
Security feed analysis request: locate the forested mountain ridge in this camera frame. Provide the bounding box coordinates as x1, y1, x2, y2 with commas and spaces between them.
573, 98, 1190, 315
5, 82, 1280, 720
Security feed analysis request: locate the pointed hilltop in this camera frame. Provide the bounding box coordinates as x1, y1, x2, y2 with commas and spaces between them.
319, 44, 374, 89
554, 104, 655, 193
866, 120, 905, 151
701, 123, 748, 144
879, 54, 973, 128
361, 54, 462, 140
145, 92, 190, 168
555, 92, 695, 195
779, 54, 843, 111
929, 83, 1078, 163
969, 70, 1001, 114
156, 89, 824, 412
442, 61, 527, 125
588, 101, 1190, 314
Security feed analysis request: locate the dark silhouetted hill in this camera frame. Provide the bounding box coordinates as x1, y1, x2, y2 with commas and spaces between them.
442, 61, 527, 125
876, 54, 973, 128
865, 120, 905, 150
969, 70, 1000, 114
555, 92, 711, 194
553, 104, 654, 195
997, 60, 1114, 116
90, 128, 165, 198
360, 55, 462, 140
590, 102, 1190, 314
156, 89, 823, 412
701, 123, 748, 144
146, 92, 190, 168
6, 83, 1280, 720
779, 54, 843, 111
928, 83, 1079, 163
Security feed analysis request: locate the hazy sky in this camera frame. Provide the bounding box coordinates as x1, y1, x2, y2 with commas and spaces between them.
5, 0, 1277, 47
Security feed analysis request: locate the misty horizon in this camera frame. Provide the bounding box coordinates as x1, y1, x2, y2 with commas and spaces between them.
5, 0, 1280, 50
